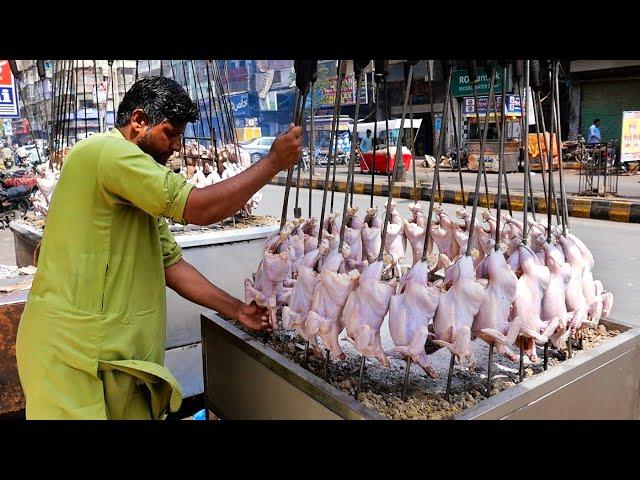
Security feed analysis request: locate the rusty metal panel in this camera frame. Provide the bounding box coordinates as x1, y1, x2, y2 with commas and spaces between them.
0, 298, 27, 416
201, 313, 383, 420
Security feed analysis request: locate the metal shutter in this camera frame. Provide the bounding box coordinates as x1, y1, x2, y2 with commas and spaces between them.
580, 79, 640, 142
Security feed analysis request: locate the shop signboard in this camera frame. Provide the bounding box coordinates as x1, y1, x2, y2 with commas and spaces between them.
621, 111, 640, 162
0, 60, 20, 118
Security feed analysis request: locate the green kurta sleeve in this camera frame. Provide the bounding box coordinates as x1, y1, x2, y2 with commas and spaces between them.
97, 140, 195, 224
158, 217, 183, 268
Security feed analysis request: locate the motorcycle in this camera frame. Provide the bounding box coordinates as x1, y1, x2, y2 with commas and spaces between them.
448, 148, 468, 170
0, 184, 34, 227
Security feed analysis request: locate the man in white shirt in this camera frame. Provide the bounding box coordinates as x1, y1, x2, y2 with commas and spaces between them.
587, 119, 601, 144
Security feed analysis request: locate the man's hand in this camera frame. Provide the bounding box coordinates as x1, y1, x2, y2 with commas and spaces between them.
236, 301, 273, 332
264, 123, 303, 172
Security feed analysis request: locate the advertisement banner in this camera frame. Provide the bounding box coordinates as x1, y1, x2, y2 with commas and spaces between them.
314, 72, 368, 108
0, 60, 20, 118
621, 111, 640, 162
463, 94, 522, 117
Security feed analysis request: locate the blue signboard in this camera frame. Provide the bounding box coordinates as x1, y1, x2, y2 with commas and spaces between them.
0, 60, 20, 118
230, 93, 249, 116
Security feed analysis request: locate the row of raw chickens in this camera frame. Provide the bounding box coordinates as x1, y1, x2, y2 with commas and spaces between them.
31, 162, 60, 217
245, 202, 613, 378
174, 142, 251, 168
182, 161, 262, 215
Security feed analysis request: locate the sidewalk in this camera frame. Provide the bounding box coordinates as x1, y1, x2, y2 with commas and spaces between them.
272, 163, 640, 223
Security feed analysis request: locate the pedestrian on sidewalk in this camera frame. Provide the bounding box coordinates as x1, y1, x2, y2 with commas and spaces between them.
360, 129, 373, 152
587, 119, 602, 144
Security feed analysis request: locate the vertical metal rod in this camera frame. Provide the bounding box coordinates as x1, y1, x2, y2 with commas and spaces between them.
445, 352, 455, 402
355, 355, 366, 399
303, 340, 310, 366
135, 60, 139, 82
489, 86, 514, 219
409, 72, 416, 192
339, 66, 366, 253
206, 60, 226, 148
465, 70, 492, 256
279, 90, 302, 230
543, 341, 549, 370
63, 61, 74, 151
401, 357, 412, 401
329, 62, 346, 214
319, 60, 344, 243
121, 60, 127, 93
384, 77, 391, 186
494, 65, 507, 249
74, 61, 79, 144
323, 349, 330, 378
377, 63, 414, 261
520, 63, 533, 237
471, 81, 492, 210
535, 91, 561, 226
449, 81, 466, 206
369, 77, 379, 208
309, 80, 315, 218
531, 89, 549, 215
93, 60, 101, 133
486, 342, 494, 397
192, 61, 213, 138
546, 64, 556, 243
422, 63, 452, 262
553, 61, 570, 233
568, 334, 573, 358
109, 61, 116, 126
81, 60, 88, 137
518, 340, 525, 382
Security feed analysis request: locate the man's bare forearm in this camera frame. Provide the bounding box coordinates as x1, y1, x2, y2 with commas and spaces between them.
182, 156, 279, 226
164, 259, 241, 320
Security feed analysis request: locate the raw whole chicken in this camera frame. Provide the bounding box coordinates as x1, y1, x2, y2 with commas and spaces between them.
361, 207, 382, 263
305, 244, 360, 360
432, 255, 486, 367
383, 201, 407, 271
244, 233, 292, 328
282, 240, 329, 332
566, 233, 613, 322
339, 207, 366, 272
388, 260, 440, 378
557, 235, 592, 333
541, 241, 582, 349
343, 260, 396, 366
471, 245, 521, 361
511, 245, 555, 363
300, 217, 320, 253
404, 202, 430, 266
431, 207, 460, 262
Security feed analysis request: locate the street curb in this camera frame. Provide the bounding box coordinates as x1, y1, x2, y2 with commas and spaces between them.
270, 176, 640, 224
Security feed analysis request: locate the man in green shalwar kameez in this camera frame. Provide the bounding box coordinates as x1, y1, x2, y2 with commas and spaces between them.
16, 77, 302, 419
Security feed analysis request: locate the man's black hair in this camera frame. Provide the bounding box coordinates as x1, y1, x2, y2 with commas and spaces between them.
366, 129, 372, 135
116, 76, 199, 128
594, 118, 600, 124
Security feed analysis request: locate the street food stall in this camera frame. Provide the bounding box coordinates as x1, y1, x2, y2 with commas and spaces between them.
354, 118, 421, 174
528, 132, 560, 171
465, 94, 522, 173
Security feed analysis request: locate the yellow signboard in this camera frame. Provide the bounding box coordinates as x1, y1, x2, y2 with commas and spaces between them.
621, 111, 640, 162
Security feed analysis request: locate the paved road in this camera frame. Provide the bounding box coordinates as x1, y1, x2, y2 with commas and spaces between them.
295, 163, 640, 202
254, 184, 640, 328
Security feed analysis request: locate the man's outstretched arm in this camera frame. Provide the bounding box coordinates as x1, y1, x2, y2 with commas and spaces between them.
182, 124, 302, 226
164, 258, 272, 332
